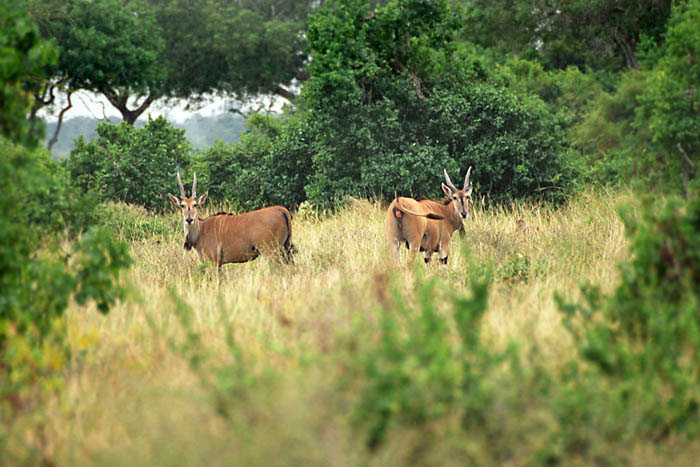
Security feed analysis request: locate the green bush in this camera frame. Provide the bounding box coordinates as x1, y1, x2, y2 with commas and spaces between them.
0, 138, 100, 236
1, 137, 132, 397
349, 267, 501, 449
67, 116, 192, 212
1, 3, 132, 444
559, 195, 700, 440
196, 113, 313, 210
0, 1, 57, 147
573, 71, 659, 187
344, 195, 700, 462
298, 0, 574, 208
639, 0, 700, 193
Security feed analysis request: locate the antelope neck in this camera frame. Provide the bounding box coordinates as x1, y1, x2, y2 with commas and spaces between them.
184, 217, 202, 246
445, 202, 464, 230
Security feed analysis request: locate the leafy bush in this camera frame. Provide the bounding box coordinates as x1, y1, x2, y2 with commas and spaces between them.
344, 195, 700, 463
1, 5, 131, 426
559, 195, 700, 440
0, 138, 100, 236
573, 71, 659, 187
297, 0, 574, 208
639, 0, 700, 193
67, 116, 192, 212
1, 137, 132, 402
350, 267, 501, 449
196, 113, 313, 210
0, 1, 57, 146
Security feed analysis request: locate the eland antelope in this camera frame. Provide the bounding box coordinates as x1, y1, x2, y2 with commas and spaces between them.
386, 166, 473, 265
168, 172, 295, 271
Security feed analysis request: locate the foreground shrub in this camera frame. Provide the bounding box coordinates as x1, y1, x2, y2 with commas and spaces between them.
559, 194, 700, 439
348, 267, 505, 448
345, 194, 700, 463
1, 138, 132, 406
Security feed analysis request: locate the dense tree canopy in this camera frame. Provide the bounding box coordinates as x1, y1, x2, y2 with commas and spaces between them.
27, 0, 314, 125
457, 0, 673, 72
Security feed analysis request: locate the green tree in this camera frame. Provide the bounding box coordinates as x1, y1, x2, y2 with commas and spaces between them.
28, 0, 314, 128
0, 0, 56, 145
297, 0, 572, 207
457, 0, 672, 72
640, 0, 700, 192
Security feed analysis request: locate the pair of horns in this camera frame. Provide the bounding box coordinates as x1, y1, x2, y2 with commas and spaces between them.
176, 171, 197, 198
443, 166, 472, 191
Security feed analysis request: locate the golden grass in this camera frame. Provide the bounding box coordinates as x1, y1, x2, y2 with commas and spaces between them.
11, 188, 678, 465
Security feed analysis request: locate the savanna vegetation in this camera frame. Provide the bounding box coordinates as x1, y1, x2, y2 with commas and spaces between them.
3, 0, 700, 465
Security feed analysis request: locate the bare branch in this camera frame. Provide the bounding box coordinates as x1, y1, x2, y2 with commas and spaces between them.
677, 143, 697, 196
47, 90, 74, 152
274, 85, 297, 102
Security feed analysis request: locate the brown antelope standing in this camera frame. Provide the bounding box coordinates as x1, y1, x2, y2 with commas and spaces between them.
386, 167, 473, 265
168, 172, 295, 272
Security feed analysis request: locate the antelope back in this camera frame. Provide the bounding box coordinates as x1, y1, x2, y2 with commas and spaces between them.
201, 207, 292, 263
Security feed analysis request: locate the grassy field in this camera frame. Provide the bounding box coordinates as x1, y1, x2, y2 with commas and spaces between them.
9, 188, 698, 466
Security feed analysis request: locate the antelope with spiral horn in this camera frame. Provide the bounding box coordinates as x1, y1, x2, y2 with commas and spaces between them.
168, 172, 295, 272
386, 166, 473, 265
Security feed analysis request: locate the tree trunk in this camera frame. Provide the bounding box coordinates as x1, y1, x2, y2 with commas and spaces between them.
102, 89, 157, 125
47, 91, 74, 152
612, 29, 639, 70
274, 85, 297, 102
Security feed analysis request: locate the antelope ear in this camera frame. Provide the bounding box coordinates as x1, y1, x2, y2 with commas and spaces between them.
441, 183, 453, 197
198, 191, 208, 205
168, 193, 180, 207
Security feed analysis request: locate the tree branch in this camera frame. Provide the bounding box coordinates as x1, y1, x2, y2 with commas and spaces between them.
677, 143, 697, 196
102, 89, 157, 125
47, 90, 73, 152
274, 85, 297, 102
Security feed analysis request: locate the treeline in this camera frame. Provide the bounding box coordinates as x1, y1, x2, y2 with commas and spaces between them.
62, 0, 699, 213
45, 113, 245, 158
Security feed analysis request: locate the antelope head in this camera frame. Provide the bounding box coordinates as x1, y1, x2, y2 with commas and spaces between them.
168, 172, 209, 232
441, 166, 473, 219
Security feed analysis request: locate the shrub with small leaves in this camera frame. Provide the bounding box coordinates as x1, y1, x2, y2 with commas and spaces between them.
67, 116, 192, 212
558, 194, 700, 439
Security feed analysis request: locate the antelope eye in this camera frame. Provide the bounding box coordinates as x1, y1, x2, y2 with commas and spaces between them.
193, 203, 198, 207
180, 203, 185, 208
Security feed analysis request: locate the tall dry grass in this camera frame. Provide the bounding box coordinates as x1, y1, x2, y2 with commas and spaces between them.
8, 188, 669, 465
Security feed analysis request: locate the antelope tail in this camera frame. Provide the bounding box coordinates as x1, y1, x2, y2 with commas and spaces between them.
395, 197, 444, 220
281, 210, 297, 263
282, 211, 292, 249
